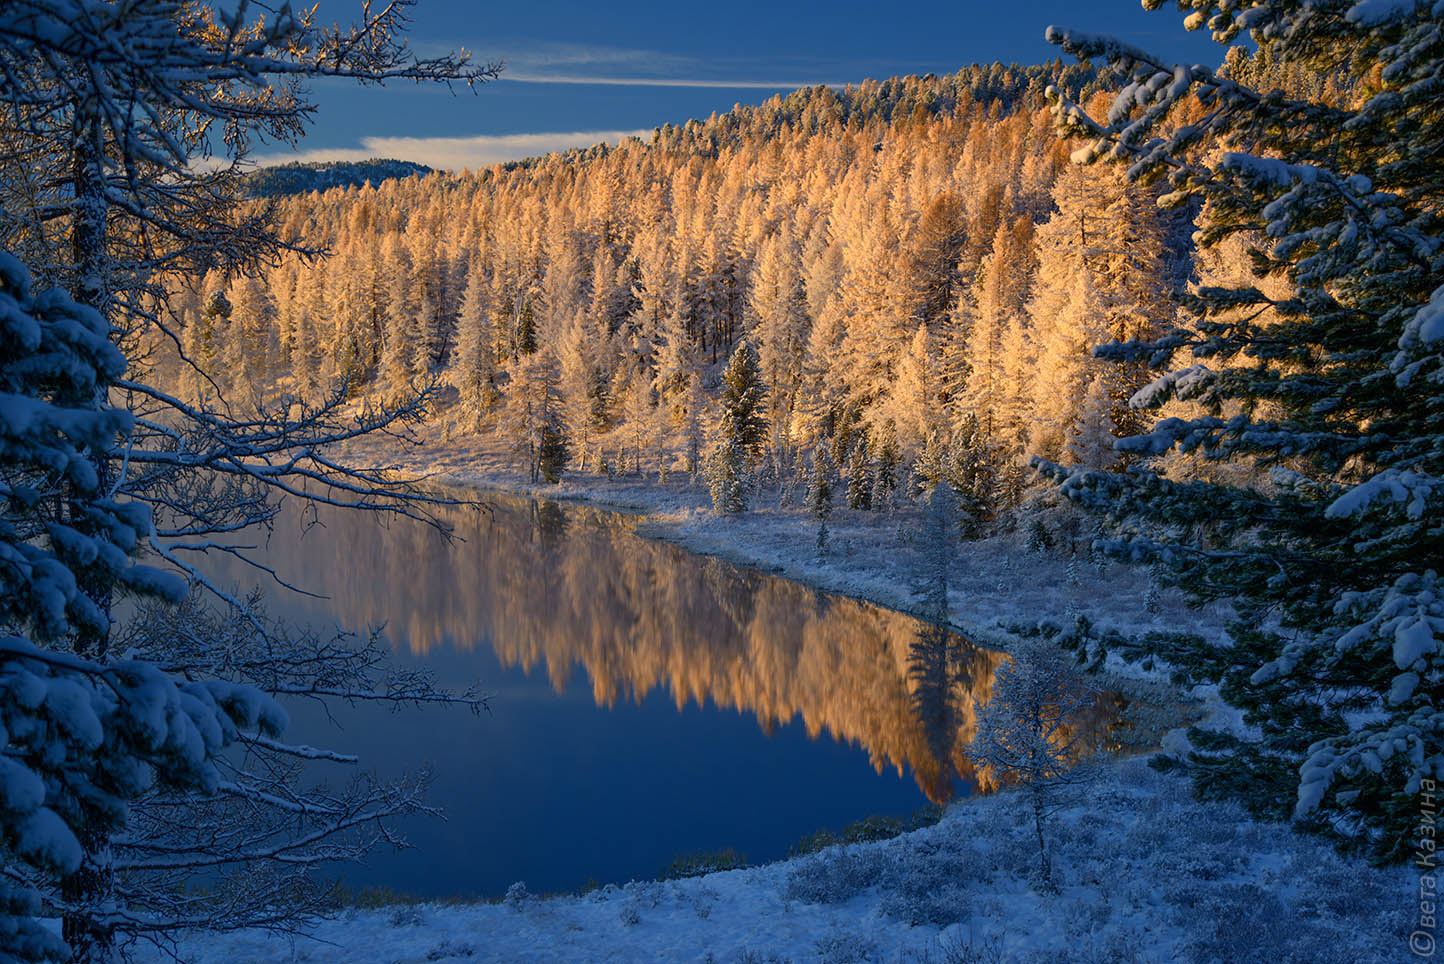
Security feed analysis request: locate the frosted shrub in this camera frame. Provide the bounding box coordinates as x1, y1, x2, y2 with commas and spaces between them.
1160, 876, 1213, 913
1297, 860, 1391, 920
878, 880, 971, 928
876, 843, 985, 926
690, 885, 720, 920
915, 930, 1008, 964
1173, 850, 1242, 882
1174, 884, 1346, 964
1182, 807, 1245, 849
1062, 894, 1114, 943
624, 880, 666, 908
387, 905, 424, 928
424, 940, 476, 960
813, 931, 879, 964
504, 881, 531, 909
783, 848, 883, 904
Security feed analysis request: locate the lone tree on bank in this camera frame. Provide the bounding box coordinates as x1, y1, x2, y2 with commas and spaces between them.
805, 446, 834, 550
966, 643, 1100, 892
1039, 0, 1444, 863
0, 2, 496, 960
705, 340, 768, 514
719, 339, 769, 466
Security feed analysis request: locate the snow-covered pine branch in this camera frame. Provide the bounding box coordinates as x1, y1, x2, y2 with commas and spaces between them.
1039, 0, 1444, 863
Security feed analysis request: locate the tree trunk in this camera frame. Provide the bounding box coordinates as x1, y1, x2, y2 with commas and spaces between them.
61, 833, 115, 964
64, 93, 119, 964
1032, 789, 1052, 892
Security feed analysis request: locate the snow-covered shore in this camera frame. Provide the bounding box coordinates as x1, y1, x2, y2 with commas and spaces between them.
343, 429, 1232, 655
146, 432, 1409, 964
142, 757, 1406, 963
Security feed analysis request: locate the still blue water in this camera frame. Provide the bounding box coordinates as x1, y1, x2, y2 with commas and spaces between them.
203, 493, 994, 899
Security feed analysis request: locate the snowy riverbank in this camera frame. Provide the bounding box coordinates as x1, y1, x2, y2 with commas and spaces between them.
142, 756, 1406, 963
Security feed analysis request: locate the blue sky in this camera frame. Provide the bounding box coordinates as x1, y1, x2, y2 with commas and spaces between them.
262, 0, 1228, 171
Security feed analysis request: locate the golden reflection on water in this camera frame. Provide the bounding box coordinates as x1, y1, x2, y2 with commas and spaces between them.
269, 495, 1008, 803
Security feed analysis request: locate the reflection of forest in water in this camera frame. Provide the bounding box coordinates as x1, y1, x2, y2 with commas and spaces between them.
251, 494, 1009, 803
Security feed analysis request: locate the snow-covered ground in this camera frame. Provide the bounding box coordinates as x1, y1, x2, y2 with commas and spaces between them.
157, 430, 1408, 963
141, 757, 1406, 963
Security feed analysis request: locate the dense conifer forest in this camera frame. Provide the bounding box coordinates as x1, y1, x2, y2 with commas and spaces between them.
153, 60, 1209, 506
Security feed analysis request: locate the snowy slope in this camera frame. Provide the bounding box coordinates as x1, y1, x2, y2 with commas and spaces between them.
138, 758, 1406, 963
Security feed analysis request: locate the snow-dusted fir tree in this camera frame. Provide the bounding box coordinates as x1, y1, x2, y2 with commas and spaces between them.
501, 349, 569, 484
616, 371, 659, 477
1028, 161, 1172, 461
1064, 373, 1118, 473
1041, 0, 1444, 863
1028, 267, 1109, 461
681, 371, 708, 478
381, 233, 420, 403
881, 323, 947, 457
871, 422, 901, 511
805, 447, 834, 550
845, 436, 873, 510
705, 437, 746, 515
946, 414, 999, 537
750, 230, 810, 450
959, 218, 1034, 452
966, 642, 1100, 891
718, 339, 769, 466
453, 264, 501, 430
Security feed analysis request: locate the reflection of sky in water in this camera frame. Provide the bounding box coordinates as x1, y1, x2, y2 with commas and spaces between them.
199, 494, 1001, 899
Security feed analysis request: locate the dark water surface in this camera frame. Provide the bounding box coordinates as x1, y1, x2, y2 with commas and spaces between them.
200, 492, 1003, 899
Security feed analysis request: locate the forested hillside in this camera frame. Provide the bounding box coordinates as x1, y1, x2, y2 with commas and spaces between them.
148, 58, 1221, 509
241, 158, 434, 198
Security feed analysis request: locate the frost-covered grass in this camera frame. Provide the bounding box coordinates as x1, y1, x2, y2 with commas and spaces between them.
140, 758, 1408, 963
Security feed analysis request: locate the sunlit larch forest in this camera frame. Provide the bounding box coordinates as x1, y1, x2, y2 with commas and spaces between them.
146, 55, 1318, 507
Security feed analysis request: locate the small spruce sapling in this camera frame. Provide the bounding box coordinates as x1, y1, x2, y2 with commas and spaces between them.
537, 419, 569, 484
806, 448, 834, 551
1026, 517, 1054, 554
705, 437, 747, 515
872, 423, 900, 511
845, 437, 873, 510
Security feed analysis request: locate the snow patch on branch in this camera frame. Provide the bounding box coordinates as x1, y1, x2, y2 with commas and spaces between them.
1324, 469, 1435, 520
1345, 0, 1425, 26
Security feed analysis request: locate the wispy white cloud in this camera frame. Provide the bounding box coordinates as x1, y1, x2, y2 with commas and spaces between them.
251, 129, 655, 172
414, 39, 852, 90
416, 39, 695, 73
500, 73, 844, 89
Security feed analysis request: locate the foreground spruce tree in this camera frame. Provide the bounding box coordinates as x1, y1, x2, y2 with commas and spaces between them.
1039, 1, 1443, 863
0, 252, 289, 963
0, 3, 493, 959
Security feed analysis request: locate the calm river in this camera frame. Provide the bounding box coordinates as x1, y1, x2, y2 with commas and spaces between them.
199, 491, 1004, 899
